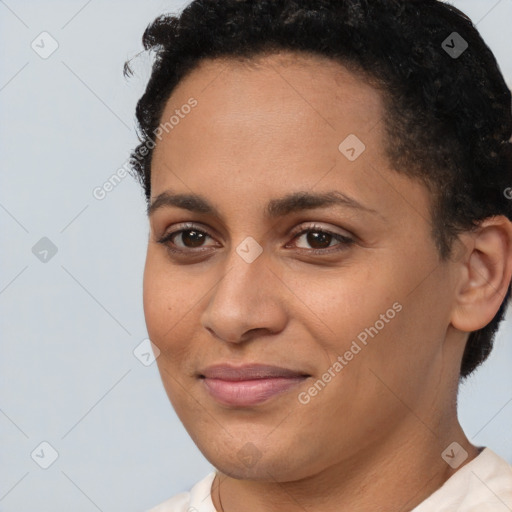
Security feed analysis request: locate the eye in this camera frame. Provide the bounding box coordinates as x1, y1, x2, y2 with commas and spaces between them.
288, 224, 355, 254
156, 222, 355, 257
157, 223, 217, 253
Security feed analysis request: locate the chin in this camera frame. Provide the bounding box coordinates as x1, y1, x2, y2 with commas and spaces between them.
194, 434, 320, 482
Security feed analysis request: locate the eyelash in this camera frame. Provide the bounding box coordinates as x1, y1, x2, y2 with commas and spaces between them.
157, 222, 355, 256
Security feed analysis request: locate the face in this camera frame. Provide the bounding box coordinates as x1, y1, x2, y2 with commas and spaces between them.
143, 53, 461, 481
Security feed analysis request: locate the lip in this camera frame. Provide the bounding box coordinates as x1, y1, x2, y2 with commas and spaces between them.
199, 364, 310, 407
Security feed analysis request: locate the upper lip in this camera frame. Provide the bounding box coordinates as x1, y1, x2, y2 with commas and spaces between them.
199, 364, 310, 381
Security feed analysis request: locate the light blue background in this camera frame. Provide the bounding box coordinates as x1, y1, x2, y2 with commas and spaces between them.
1, 1, 511, 510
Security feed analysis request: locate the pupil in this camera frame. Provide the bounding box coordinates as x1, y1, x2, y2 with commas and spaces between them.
307, 231, 331, 249
183, 230, 205, 248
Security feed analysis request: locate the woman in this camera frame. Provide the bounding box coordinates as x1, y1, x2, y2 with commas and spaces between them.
126, 0, 512, 510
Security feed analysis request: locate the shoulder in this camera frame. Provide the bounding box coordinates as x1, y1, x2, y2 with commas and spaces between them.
412, 448, 512, 512
146, 471, 217, 512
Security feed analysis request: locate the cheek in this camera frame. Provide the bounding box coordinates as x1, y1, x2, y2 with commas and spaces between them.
296, 265, 399, 344
142, 255, 167, 339
142, 250, 194, 350
142, 252, 200, 406
298, 257, 440, 382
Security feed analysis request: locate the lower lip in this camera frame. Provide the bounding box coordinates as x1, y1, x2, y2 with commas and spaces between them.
202, 376, 308, 407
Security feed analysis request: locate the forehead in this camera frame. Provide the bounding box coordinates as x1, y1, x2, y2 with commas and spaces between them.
166, 51, 383, 121
152, 52, 385, 181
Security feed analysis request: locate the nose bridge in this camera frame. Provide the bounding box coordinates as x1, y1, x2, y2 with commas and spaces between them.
200, 243, 285, 343
216, 232, 268, 301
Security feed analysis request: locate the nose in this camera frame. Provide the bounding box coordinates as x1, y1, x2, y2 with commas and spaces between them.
199, 247, 288, 344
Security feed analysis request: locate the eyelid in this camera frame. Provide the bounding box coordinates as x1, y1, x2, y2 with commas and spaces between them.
286, 223, 355, 253
157, 222, 217, 245
288, 222, 353, 240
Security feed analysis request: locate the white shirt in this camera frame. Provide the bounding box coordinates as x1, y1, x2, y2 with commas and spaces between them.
146, 448, 512, 512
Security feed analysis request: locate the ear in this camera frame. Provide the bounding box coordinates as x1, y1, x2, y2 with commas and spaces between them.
450, 216, 512, 332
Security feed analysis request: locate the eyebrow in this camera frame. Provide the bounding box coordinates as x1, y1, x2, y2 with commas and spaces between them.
147, 189, 381, 219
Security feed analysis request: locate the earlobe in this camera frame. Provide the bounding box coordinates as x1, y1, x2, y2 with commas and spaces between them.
450, 216, 512, 333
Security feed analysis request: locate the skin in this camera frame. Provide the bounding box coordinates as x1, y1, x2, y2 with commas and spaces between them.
143, 52, 512, 511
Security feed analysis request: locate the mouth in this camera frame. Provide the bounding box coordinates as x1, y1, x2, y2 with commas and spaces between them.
198, 364, 311, 407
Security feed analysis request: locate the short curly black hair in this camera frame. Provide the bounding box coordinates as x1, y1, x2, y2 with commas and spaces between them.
126, 0, 512, 380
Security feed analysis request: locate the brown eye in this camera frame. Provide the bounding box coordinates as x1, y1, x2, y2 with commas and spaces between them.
302, 231, 335, 250
290, 225, 355, 254
175, 229, 208, 248
157, 224, 217, 253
